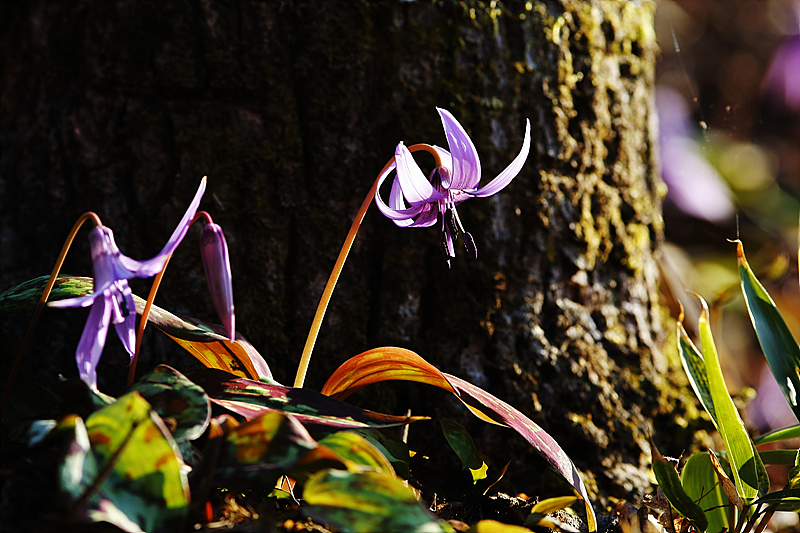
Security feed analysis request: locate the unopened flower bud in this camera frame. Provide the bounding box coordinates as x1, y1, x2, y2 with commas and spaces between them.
200, 222, 235, 341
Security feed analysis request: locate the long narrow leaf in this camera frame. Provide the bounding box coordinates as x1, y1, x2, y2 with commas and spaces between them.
186, 368, 427, 431
678, 306, 718, 427
754, 425, 800, 445
696, 296, 768, 500
737, 240, 800, 422
320, 347, 597, 532
0, 275, 272, 380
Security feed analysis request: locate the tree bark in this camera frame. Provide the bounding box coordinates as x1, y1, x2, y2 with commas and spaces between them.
0, 0, 697, 502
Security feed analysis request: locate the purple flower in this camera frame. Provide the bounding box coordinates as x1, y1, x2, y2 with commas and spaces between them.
375, 108, 530, 267
200, 222, 235, 342
50, 178, 206, 391
763, 35, 800, 111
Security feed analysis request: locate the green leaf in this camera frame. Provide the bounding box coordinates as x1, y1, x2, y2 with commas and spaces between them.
752, 487, 800, 511
440, 418, 488, 482
303, 469, 452, 533
351, 429, 411, 479
677, 314, 718, 428
79, 391, 190, 532
128, 365, 210, 442
754, 424, 800, 445
651, 445, 708, 532
682, 452, 731, 533
737, 240, 800, 422
757, 449, 800, 466
321, 347, 597, 532
317, 431, 394, 474
695, 295, 768, 500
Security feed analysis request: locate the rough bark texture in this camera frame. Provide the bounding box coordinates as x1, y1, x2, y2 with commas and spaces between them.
0, 0, 697, 503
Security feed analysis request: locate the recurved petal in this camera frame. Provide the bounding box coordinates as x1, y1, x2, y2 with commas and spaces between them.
375, 160, 426, 223
472, 118, 531, 198
437, 108, 481, 191
118, 177, 207, 278
201, 222, 236, 342
395, 142, 444, 206
76, 296, 113, 392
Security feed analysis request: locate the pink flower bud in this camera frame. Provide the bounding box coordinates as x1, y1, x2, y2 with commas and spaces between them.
200, 222, 235, 341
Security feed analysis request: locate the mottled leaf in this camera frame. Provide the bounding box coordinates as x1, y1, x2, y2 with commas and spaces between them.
186, 367, 426, 430
317, 431, 394, 474
212, 410, 337, 489
80, 391, 190, 532
128, 365, 210, 442
303, 469, 450, 533
737, 240, 800, 422
321, 347, 597, 532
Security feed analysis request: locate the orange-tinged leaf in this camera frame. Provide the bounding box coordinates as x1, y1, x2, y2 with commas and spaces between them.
163, 332, 267, 381
321, 347, 597, 532
321, 347, 456, 397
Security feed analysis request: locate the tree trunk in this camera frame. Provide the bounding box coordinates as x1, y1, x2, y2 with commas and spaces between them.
0, 0, 697, 502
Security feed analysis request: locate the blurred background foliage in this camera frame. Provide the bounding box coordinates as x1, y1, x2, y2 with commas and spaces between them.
655, 0, 800, 435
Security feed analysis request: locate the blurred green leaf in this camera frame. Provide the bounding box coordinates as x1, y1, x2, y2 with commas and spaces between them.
129, 365, 210, 442
651, 445, 708, 531
737, 240, 800, 422
303, 469, 451, 533
440, 418, 488, 483
682, 452, 731, 533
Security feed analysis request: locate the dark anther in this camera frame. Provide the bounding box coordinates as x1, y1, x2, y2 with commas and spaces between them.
463, 231, 477, 258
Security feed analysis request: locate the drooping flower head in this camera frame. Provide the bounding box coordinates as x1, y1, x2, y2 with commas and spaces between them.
49, 178, 206, 391
200, 221, 235, 342
375, 108, 530, 267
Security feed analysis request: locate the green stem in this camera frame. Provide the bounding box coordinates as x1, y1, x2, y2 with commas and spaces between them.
0, 212, 102, 422
293, 144, 441, 389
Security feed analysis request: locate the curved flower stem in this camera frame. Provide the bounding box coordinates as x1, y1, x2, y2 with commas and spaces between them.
0, 212, 102, 422
293, 144, 440, 388
126, 211, 212, 387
